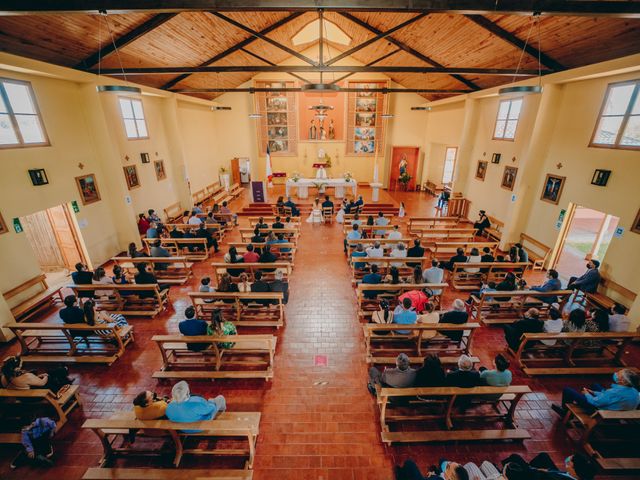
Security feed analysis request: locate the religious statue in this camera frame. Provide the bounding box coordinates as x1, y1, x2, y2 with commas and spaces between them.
309, 119, 317, 140
319, 120, 327, 140
399, 154, 408, 176
328, 119, 335, 140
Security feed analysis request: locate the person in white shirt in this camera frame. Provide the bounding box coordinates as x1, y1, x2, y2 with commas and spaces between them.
609, 303, 630, 332
387, 225, 402, 240
422, 260, 444, 295
541, 303, 564, 345
366, 241, 384, 267
464, 248, 482, 273
188, 210, 202, 225
351, 213, 363, 226
418, 302, 440, 341
390, 242, 407, 268
374, 212, 389, 236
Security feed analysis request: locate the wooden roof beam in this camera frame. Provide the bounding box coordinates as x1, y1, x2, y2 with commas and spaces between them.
161, 11, 304, 90
75, 13, 178, 69
465, 14, 565, 71
239, 47, 311, 84
339, 12, 481, 91
330, 48, 402, 84
171, 87, 473, 94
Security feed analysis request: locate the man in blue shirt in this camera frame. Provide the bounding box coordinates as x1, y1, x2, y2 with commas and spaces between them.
552, 368, 640, 416
166, 381, 225, 433
344, 223, 361, 253
392, 298, 417, 335
531, 269, 562, 303
362, 264, 382, 299
374, 212, 389, 236
178, 306, 208, 351
283, 197, 300, 216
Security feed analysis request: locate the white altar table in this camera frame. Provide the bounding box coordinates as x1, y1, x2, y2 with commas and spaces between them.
286, 178, 357, 199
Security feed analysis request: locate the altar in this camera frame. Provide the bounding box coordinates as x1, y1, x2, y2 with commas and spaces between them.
285, 178, 357, 199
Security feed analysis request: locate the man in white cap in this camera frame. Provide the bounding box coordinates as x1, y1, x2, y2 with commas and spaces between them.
368, 353, 416, 392
438, 299, 469, 342
166, 381, 226, 432
268, 269, 289, 304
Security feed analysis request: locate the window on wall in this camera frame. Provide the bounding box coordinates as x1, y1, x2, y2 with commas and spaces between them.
118, 97, 148, 139
493, 98, 523, 140
442, 147, 457, 184
591, 79, 640, 149
0, 78, 49, 148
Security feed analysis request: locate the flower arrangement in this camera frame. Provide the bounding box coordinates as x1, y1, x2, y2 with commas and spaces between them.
343, 172, 353, 183
398, 171, 412, 185
313, 181, 328, 190
219, 166, 228, 174
291, 172, 302, 182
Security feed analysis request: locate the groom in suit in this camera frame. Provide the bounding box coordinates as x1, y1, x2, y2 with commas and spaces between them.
284, 197, 300, 216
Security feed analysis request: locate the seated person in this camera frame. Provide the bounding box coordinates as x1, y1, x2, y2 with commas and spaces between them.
416, 302, 440, 342
166, 381, 226, 432
395, 459, 469, 480
392, 297, 418, 335
236, 273, 252, 293
447, 248, 467, 271
268, 269, 289, 304
243, 244, 260, 263
473, 210, 491, 235
83, 299, 128, 331
220, 201, 238, 225
389, 242, 407, 268
361, 264, 382, 299
207, 309, 237, 349
272, 216, 284, 229
133, 390, 169, 420
446, 354, 481, 388
439, 299, 468, 342
374, 212, 389, 236
178, 306, 208, 352
354, 195, 364, 207
134, 263, 171, 293
465, 279, 496, 305
383, 265, 403, 284
146, 222, 159, 239
479, 353, 512, 386
137, 213, 150, 235
514, 243, 528, 263
351, 213, 362, 226
128, 242, 148, 259
567, 259, 601, 294
284, 216, 295, 229
422, 260, 444, 295
344, 224, 361, 253
365, 241, 383, 261
398, 288, 431, 314
9, 417, 57, 469
169, 225, 184, 240
386, 225, 402, 240
251, 271, 272, 306
541, 303, 564, 346
224, 246, 245, 277
351, 244, 368, 270
551, 368, 640, 416
407, 265, 423, 284
274, 233, 290, 254
147, 209, 162, 225
206, 209, 224, 231
196, 223, 219, 252
504, 308, 543, 351
406, 239, 425, 267
414, 353, 446, 387
187, 210, 202, 225
480, 246, 494, 263
1, 355, 70, 394
192, 202, 204, 215
283, 197, 300, 216
258, 245, 278, 272
530, 269, 562, 303
112, 265, 130, 285
563, 308, 587, 333
609, 303, 630, 332
216, 273, 240, 300
321, 195, 334, 211
71, 262, 94, 298
463, 248, 481, 273
250, 227, 265, 251
199, 277, 215, 302
59, 295, 85, 325
150, 240, 172, 270
368, 353, 416, 391
501, 452, 595, 480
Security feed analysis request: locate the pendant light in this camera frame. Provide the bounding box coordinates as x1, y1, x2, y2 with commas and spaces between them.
95, 10, 141, 94
499, 13, 543, 96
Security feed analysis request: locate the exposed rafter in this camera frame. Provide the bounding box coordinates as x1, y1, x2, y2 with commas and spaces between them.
239, 47, 310, 84
465, 14, 565, 71
330, 48, 402, 84
75, 13, 178, 69
338, 12, 481, 91
160, 11, 304, 90
170, 87, 473, 94
2, 1, 640, 18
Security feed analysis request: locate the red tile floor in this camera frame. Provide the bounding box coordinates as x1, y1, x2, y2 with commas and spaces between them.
0, 187, 637, 479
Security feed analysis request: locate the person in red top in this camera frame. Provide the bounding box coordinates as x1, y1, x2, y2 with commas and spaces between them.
137, 213, 150, 235
398, 289, 431, 313
243, 244, 260, 263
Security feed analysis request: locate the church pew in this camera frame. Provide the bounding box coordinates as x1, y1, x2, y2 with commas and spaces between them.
430, 242, 498, 261
355, 283, 448, 319
247, 216, 301, 227
450, 261, 529, 290
211, 262, 293, 284
142, 237, 211, 261
82, 411, 260, 468
112, 256, 193, 285
0, 385, 82, 437
188, 292, 285, 328
151, 334, 276, 381
509, 331, 639, 376
342, 224, 403, 238
239, 227, 299, 243
212, 189, 233, 207
69, 284, 169, 317
586, 276, 636, 313
82, 468, 253, 479
484, 215, 504, 242
229, 183, 243, 198
471, 290, 573, 325
512, 233, 551, 270
3, 273, 64, 322
344, 213, 393, 222
412, 227, 477, 242
363, 323, 479, 360
6, 322, 134, 365
562, 405, 640, 472
345, 238, 414, 256
226, 242, 297, 262
350, 257, 432, 281
408, 216, 471, 234
376, 384, 531, 445
164, 222, 225, 241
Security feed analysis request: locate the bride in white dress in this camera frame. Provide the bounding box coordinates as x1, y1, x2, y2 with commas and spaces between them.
306, 197, 323, 224
336, 199, 347, 224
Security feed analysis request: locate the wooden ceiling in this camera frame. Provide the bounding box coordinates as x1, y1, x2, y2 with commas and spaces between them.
0, 10, 639, 100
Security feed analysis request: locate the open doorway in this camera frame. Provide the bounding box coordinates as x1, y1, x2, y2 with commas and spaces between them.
553, 205, 619, 281
20, 204, 87, 285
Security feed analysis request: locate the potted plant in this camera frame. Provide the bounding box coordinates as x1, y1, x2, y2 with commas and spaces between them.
291, 172, 301, 182
398, 172, 412, 191
343, 172, 353, 183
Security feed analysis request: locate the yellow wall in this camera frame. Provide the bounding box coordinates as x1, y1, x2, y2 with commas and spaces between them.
421, 103, 465, 185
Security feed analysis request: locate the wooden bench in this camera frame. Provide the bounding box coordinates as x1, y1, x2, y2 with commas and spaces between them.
227, 242, 297, 262
430, 242, 498, 261
586, 276, 637, 313
142, 237, 211, 261
345, 238, 414, 256
229, 183, 243, 199
69, 284, 169, 317
422, 180, 444, 196
364, 323, 480, 361
83, 468, 253, 479
163, 202, 183, 223
484, 215, 504, 241
212, 189, 233, 207
3, 274, 64, 322
376, 385, 531, 444
191, 188, 207, 205
0, 384, 82, 439
514, 233, 551, 270
412, 228, 477, 243
408, 216, 470, 234
351, 257, 432, 282
471, 290, 573, 325
164, 222, 225, 241
112, 256, 194, 285
563, 405, 640, 472
343, 224, 402, 238
211, 262, 293, 284
189, 292, 285, 328
7, 322, 134, 365
82, 411, 260, 468
152, 334, 276, 381
510, 331, 639, 376
450, 261, 529, 290
356, 283, 448, 319
247, 216, 301, 226
239, 227, 299, 243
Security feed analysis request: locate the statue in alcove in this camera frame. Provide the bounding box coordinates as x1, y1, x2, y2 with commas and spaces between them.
309, 119, 317, 140
328, 119, 335, 140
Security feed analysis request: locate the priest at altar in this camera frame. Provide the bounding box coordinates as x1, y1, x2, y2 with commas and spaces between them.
315, 166, 328, 179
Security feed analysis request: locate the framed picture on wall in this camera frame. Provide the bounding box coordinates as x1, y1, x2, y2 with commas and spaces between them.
491, 153, 501, 164
540, 174, 566, 205
140, 152, 150, 164
501, 166, 518, 191
475, 161, 488, 181
75, 173, 101, 205
154, 160, 167, 181
123, 165, 141, 190
632, 208, 640, 234
0, 211, 8, 235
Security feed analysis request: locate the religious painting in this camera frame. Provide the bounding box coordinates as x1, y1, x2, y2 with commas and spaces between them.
268, 140, 288, 153
266, 97, 287, 111
475, 161, 488, 181
355, 113, 376, 127
591, 169, 611, 187
354, 140, 375, 154
140, 152, 150, 164
354, 127, 375, 141
347, 80, 388, 155
355, 98, 376, 113
0, 211, 8, 235
154, 160, 166, 181
632, 208, 640, 234
123, 165, 140, 190
540, 174, 566, 205
491, 153, 501, 164
389, 146, 420, 191
501, 166, 518, 191
75, 173, 101, 205
268, 126, 288, 140
255, 80, 298, 155
266, 112, 287, 126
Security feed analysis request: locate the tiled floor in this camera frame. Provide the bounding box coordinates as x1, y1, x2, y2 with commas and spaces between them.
0, 187, 637, 480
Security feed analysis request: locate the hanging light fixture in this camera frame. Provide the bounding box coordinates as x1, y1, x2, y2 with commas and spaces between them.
95, 10, 141, 94
499, 13, 543, 96
380, 113, 394, 119
411, 106, 431, 111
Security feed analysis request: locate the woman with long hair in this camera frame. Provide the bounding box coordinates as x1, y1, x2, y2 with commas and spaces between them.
224, 246, 245, 277
384, 266, 402, 285
207, 309, 237, 349
216, 273, 239, 303
1, 355, 71, 394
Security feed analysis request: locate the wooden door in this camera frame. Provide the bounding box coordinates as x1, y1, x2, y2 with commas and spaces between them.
47, 205, 84, 270
231, 157, 241, 185
389, 146, 420, 191
21, 210, 65, 270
